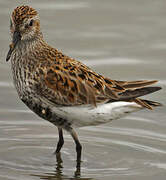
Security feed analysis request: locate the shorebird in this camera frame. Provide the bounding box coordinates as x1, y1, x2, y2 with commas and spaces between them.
6, 5, 162, 166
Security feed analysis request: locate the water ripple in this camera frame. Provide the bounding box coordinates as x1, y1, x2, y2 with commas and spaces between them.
33, 2, 89, 10
0, 81, 12, 87
84, 58, 149, 67
84, 125, 166, 141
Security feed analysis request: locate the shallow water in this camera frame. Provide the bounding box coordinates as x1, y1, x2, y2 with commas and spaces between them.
0, 0, 166, 179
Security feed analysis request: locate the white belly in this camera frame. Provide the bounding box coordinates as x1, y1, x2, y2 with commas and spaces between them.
52, 101, 143, 127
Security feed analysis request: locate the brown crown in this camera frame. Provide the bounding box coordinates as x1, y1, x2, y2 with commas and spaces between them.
12, 5, 38, 25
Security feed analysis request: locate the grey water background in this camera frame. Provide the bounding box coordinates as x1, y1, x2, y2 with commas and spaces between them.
0, 0, 166, 179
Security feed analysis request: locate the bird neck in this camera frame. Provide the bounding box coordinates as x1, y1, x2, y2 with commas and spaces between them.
15, 32, 47, 55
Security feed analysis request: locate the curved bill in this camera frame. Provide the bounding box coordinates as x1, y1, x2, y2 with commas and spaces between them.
6, 31, 21, 62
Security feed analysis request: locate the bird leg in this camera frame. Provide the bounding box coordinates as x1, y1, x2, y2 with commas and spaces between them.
55, 127, 64, 154
69, 128, 82, 168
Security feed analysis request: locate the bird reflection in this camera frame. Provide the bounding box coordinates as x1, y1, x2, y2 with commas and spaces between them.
31, 152, 93, 180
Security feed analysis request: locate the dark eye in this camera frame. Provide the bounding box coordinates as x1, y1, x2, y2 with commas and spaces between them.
29, 19, 34, 26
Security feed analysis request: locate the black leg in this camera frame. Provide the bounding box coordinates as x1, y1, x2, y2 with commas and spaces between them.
69, 128, 82, 168
55, 127, 64, 154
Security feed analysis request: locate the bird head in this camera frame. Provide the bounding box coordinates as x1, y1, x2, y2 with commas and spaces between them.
6, 5, 41, 61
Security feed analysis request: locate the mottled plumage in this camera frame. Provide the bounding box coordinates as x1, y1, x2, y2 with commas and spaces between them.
6, 5, 162, 166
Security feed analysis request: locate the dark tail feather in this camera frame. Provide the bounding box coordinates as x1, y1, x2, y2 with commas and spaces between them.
106, 86, 162, 110
134, 98, 162, 110
141, 99, 162, 107
119, 86, 162, 101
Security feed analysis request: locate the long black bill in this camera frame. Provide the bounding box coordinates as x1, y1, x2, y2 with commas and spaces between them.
6, 31, 21, 62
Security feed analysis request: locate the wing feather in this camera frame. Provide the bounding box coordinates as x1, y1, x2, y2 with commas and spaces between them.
33, 57, 161, 109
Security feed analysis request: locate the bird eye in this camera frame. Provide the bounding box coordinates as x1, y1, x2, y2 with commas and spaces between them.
29, 19, 34, 26
25, 19, 34, 29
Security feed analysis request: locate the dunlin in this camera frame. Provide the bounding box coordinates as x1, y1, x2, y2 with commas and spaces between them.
6, 5, 162, 166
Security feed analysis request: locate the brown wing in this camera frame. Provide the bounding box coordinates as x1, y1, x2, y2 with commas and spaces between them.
44, 66, 97, 106
34, 55, 161, 108
35, 62, 120, 106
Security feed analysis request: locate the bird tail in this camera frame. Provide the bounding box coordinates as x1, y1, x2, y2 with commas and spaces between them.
134, 98, 162, 110
117, 86, 162, 110
119, 86, 161, 100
